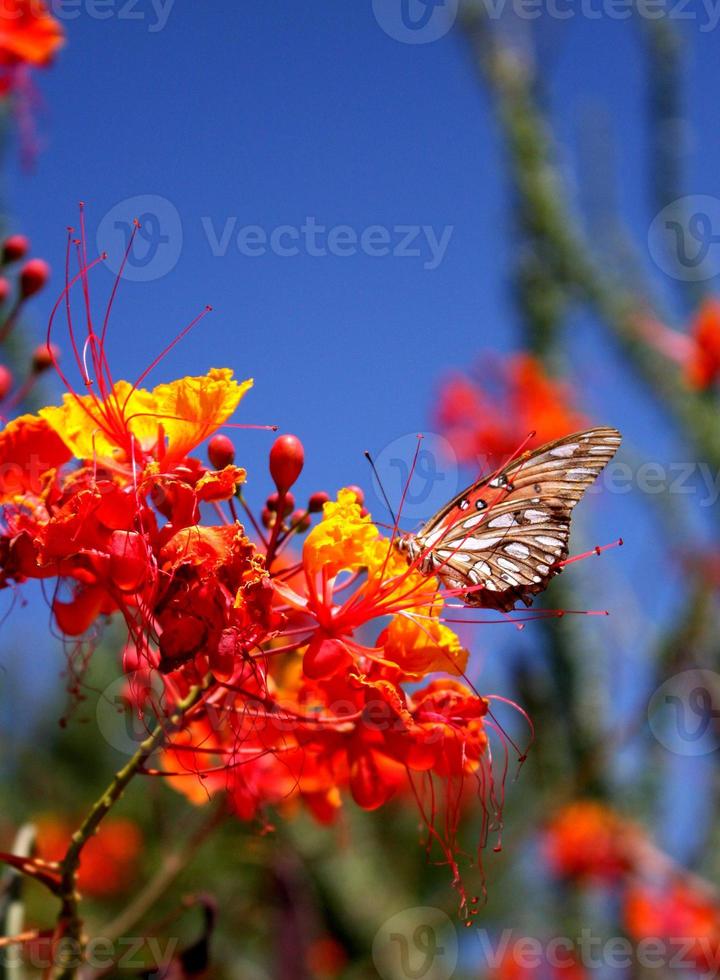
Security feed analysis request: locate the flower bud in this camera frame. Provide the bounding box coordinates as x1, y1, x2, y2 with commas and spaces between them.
208, 433, 235, 469
32, 342, 58, 374
303, 635, 352, 680
20, 258, 50, 299
0, 278, 10, 305
269, 434, 304, 493
346, 484, 365, 506
291, 509, 311, 532
2, 234, 29, 264
261, 507, 276, 530
267, 491, 294, 516
0, 365, 12, 400
308, 491, 330, 513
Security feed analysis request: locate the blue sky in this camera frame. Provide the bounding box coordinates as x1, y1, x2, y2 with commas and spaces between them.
3, 2, 720, 855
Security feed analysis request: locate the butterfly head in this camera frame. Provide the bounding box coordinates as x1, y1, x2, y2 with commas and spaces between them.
395, 532, 435, 574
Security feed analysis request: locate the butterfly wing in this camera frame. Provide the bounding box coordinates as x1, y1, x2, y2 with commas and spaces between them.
411, 427, 622, 611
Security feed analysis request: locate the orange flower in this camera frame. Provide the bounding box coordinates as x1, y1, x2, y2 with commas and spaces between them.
435, 354, 586, 465
625, 882, 720, 971
0, 0, 63, 68
687, 297, 720, 388
0, 412, 71, 502
491, 943, 586, 980
35, 816, 142, 897
39, 369, 253, 470
543, 801, 638, 882
285, 488, 468, 680
636, 298, 720, 390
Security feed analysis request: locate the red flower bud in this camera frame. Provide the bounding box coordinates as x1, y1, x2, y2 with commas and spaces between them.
269, 434, 304, 493
346, 484, 365, 506
32, 342, 58, 374
109, 531, 150, 593
291, 509, 311, 532
303, 635, 352, 680
267, 491, 294, 516
0, 365, 12, 400
2, 234, 29, 264
20, 258, 50, 299
308, 491, 330, 513
207, 433, 235, 469
261, 507, 276, 530
0, 278, 10, 305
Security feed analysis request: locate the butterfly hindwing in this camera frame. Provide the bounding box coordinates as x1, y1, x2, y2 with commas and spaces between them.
409, 427, 621, 611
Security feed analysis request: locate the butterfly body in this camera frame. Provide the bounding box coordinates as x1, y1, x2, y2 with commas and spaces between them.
396, 427, 622, 612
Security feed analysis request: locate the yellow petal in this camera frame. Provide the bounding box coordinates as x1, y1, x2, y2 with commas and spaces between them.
144, 369, 253, 466
303, 488, 378, 576
39, 370, 253, 465
382, 615, 468, 679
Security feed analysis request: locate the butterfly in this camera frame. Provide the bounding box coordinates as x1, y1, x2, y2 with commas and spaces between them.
396, 427, 622, 612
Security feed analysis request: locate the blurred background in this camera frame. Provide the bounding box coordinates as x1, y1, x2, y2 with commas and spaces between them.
2, 1, 720, 976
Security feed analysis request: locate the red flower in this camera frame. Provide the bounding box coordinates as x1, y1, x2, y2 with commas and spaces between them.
491, 943, 586, 980
624, 882, 720, 972
36, 816, 142, 897
435, 354, 586, 466
543, 801, 638, 883
636, 298, 720, 390
0, 0, 63, 70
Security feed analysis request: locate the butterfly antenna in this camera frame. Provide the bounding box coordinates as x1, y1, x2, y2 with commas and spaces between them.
364, 451, 398, 525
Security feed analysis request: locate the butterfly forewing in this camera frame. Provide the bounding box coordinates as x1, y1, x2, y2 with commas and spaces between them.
407, 427, 621, 611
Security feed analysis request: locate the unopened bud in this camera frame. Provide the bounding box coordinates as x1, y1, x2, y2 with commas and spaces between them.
269, 434, 304, 493
20, 258, 50, 299
308, 491, 330, 513
267, 491, 294, 516
0, 365, 12, 399
31, 342, 58, 374
291, 509, 311, 532
346, 484, 365, 506
208, 433, 235, 469
2, 234, 29, 264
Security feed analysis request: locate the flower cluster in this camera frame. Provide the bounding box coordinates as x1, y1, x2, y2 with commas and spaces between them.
434, 353, 586, 465
0, 223, 514, 910
542, 800, 720, 972
636, 297, 720, 390
0, 0, 63, 91
35, 815, 142, 897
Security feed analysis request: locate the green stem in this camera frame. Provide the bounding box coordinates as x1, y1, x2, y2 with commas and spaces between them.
50, 682, 207, 980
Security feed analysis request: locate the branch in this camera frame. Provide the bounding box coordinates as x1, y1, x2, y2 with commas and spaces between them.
50, 680, 209, 980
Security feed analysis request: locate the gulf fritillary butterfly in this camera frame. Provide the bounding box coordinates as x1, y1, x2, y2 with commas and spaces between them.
396, 427, 622, 612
